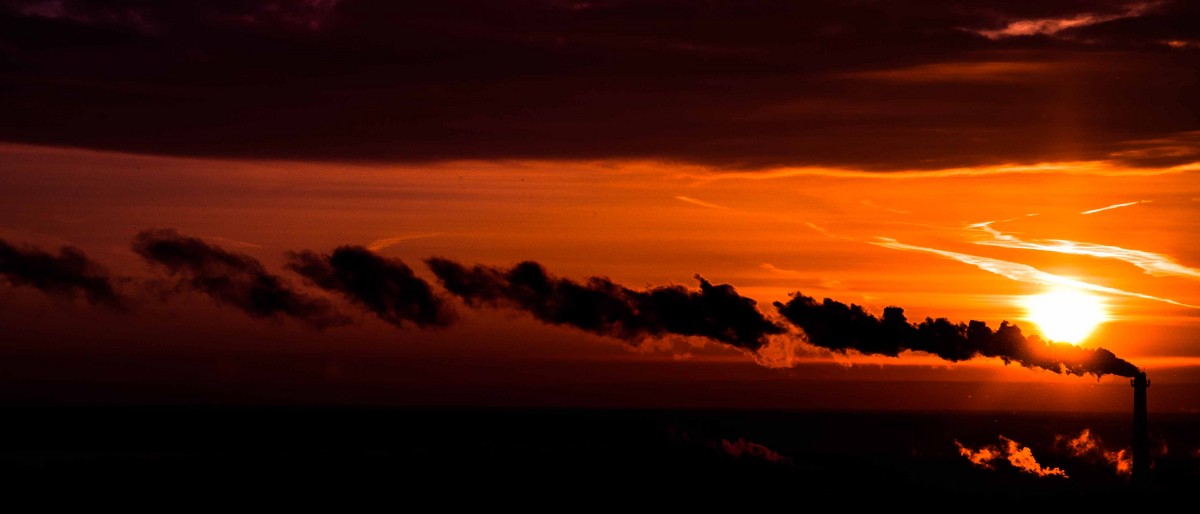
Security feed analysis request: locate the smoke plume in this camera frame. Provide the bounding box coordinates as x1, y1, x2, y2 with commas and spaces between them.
1056, 429, 1132, 476
774, 293, 1139, 378
425, 258, 784, 351
287, 246, 455, 328
0, 239, 127, 310
956, 437, 1067, 478
132, 229, 349, 329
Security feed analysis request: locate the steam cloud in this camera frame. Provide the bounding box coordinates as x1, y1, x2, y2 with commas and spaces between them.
132, 229, 349, 329
287, 246, 455, 328
425, 258, 784, 351
1056, 429, 1132, 476
0, 239, 127, 310
774, 293, 1140, 378
956, 437, 1067, 478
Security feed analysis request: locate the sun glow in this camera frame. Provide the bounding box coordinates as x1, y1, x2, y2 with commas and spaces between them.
1022, 288, 1108, 344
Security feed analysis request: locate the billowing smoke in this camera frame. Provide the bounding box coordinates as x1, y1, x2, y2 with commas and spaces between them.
287, 246, 455, 328
0, 239, 127, 310
775, 293, 1139, 378
956, 437, 1067, 478
1056, 429, 1132, 476
425, 258, 784, 351
132, 229, 349, 329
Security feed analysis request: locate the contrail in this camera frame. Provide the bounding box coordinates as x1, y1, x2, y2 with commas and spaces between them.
1081, 200, 1149, 215
873, 238, 1199, 308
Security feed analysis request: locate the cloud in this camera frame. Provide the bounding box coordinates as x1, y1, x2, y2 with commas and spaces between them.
956, 437, 1068, 477
287, 246, 455, 328
425, 258, 784, 351
971, 225, 1200, 280
8, 0, 341, 32
1, 0, 1196, 169
873, 238, 1199, 308
132, 228, 349, 329
674, 196, 732, 210
0, 238, 127, 309
365, 233, 440, 252
1080, 200, 1150, 214
774, 293, 1140, 378
971, 1, 1163, 40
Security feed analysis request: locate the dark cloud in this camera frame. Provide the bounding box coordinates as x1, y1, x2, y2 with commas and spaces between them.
132, 228, 349, 328
774, 293, 1140, 378
286, 246, 454, 328
0, 238, 126, 309
426, 258, 783, 350
0, 0, 1195, 169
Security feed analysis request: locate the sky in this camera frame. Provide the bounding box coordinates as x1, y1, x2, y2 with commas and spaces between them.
1, 0, 1198, 412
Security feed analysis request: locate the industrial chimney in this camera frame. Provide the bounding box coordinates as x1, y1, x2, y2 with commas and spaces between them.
1131, 372, 1150, 482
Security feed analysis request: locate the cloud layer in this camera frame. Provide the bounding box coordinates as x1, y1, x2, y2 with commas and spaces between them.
1, 0, 1196, 169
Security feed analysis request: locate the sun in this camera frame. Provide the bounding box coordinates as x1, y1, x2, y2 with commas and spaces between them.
1021, 288, 1108, 344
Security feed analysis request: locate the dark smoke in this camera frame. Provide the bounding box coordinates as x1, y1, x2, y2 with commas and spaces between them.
774, 293, 1140, 378
0, 239, 127, 310
425, 258, 784, 350
286, 247, 455, 328
132, 229, 349, 329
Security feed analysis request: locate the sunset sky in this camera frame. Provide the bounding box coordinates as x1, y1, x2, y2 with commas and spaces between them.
1, 0, 1198, 413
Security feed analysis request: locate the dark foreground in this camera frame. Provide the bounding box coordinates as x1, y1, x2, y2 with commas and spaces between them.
1, 407, 1196, 506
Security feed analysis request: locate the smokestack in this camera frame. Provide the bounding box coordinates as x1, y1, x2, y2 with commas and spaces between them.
1131, 372, 1150, 482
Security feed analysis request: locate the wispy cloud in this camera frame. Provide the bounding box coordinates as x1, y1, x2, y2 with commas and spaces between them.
200, 235, 263, 249
845, 61, 1059, 83
1081, 200, 1150, 215
972, 1, 1162, 40
872, 238, 1198, 308
674, 195, 733, 210
970, 221, 1200, 280
683, 160, 1200, 183
759, 263, 844, 289
366, 233, 441, 251
859, 200, 908, 214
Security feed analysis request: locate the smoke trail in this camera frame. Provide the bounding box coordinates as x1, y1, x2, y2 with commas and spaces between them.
425, 258, 784, 351
0, 239, 127, 310
956, 437, 1067, 478
132, 229, 349, 329
1056, 429, 1132, 476
774, 293, 1139, 378
287, 246, 455, 328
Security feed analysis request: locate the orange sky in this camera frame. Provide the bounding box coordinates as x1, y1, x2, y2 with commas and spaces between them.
2, 0, 1199, 412
2, 143, 1198, 411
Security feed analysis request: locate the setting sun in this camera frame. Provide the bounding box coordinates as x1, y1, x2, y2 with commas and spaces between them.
1022, 288, 1109, 344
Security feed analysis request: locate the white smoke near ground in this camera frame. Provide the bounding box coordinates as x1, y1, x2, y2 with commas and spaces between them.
1056, 429, 1132, 476
956, 436, 1068, 477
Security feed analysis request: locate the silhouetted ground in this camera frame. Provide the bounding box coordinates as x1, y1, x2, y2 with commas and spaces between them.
0, 407, 1195, 507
